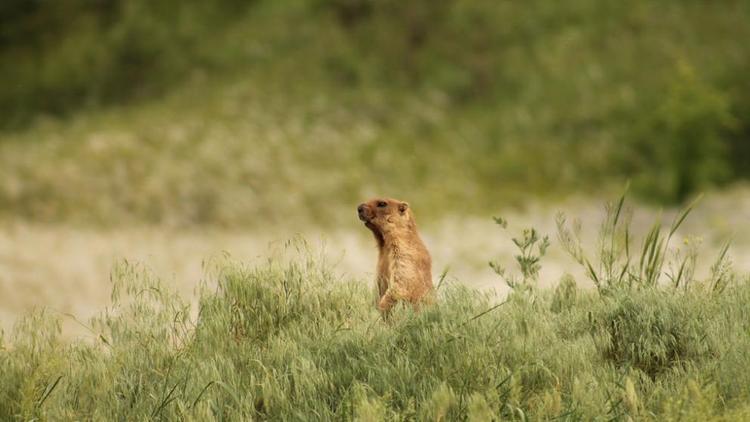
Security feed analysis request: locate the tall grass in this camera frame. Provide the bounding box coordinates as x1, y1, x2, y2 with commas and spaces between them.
1, 205, 749, 420
556, 191, 736, 294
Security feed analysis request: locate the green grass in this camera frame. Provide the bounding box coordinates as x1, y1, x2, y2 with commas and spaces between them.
2, 209, 749, 420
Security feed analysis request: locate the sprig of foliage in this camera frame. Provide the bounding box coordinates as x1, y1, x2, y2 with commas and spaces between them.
489, 217, 550, 291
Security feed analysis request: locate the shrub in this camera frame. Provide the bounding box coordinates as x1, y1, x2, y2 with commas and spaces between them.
593, 290, 711, 379
624, 62, 738, 203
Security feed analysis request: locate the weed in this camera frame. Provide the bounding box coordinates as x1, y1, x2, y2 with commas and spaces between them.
490, 216, 550, 292
556, 189, 729, 294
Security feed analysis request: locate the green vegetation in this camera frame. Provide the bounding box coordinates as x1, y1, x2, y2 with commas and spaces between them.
1, 0, 750, 226
2, 201, 748, 420
3, 4, 748, 417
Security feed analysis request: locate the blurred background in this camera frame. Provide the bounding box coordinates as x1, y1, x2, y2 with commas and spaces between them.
1, 0, 749, 335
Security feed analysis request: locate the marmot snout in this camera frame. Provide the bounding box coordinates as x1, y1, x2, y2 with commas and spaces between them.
357, 197, 433, 314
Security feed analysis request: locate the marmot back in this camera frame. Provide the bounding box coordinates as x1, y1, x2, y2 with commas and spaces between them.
357, 198, 433, 313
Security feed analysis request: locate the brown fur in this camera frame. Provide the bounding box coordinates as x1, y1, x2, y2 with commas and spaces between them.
357, 198, 433, 314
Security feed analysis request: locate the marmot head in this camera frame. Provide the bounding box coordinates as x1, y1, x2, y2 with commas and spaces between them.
357, 197, 414, 235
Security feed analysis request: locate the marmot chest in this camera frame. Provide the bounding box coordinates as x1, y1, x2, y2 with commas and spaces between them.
375, 242, 428, 294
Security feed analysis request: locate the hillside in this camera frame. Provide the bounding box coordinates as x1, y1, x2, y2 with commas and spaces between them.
1, 0, 750, 227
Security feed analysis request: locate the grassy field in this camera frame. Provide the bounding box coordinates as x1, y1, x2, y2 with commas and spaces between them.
2, 1, 750, 419
1, 246, 749, 420
2, 197, 749, 420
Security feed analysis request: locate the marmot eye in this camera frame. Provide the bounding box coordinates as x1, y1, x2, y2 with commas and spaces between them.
377, 201, 388, 208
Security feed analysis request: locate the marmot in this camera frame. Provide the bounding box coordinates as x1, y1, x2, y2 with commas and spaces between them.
357, 197, 433, 313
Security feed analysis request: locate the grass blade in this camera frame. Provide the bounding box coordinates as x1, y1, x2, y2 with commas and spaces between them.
37, 376, 63, 408
669, 194, 703, 238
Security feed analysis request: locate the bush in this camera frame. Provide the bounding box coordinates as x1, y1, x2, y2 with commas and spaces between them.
593, 290, 710, 378
0, 0, 254, 128
621, 62, 738, 203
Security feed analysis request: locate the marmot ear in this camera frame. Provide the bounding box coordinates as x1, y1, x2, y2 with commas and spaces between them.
398, 202, 409, 214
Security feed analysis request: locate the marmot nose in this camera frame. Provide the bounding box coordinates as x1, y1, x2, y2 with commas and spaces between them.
357, 204, 365, 213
